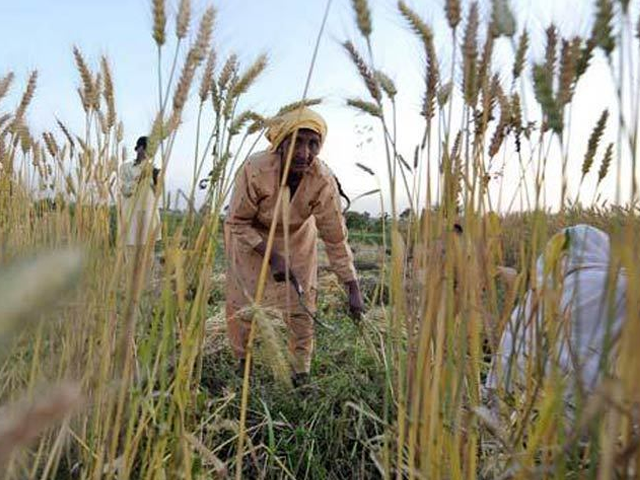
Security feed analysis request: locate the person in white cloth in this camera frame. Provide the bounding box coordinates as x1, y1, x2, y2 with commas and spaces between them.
119, 136, 162, 262
486, 224, 628, 409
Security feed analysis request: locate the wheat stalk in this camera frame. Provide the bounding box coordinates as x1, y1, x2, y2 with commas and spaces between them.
42, 132, 59, 158
199, 49, 216, 103
351, 0, 372, 38
229, 111, 264, 136
576, 38, 596, 78
191, 7, 216, 66
488, 79, 510, 158
557, 37, 580, 109
398, 1, 433, 51
491, 0, 516, 38
477, 26, 495, 110
91, 72, 102, 112
543, 25, 558, 86
512, 29, 528, 80
0, 114, 11, 132
229, 54, 268, 101
355, 162, 375, 176
172, 50, 198, 117
347, 98, 383, 118
0, 72, 15, 102
597, 142, 613, 184
176, 0, 191, 40
582, 109, 609, 179
376, 70, 397, 99
445, 0, 461, 29
12, 71, 38, 127
510, 92, 523, 151
343, 40, 381, 103
592, 0, 615, 57
218, 54, 238, 91
101, 57, 116, 128
462, 2, 479, 107
55, 118, 75, 151
152, 0, 166, 46
423, 32, 440, 121
72, 46, 94, 112
18, 123, 33, 154
276, 98, 322, 116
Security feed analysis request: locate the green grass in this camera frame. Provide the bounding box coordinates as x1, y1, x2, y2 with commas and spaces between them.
197, 298, 387, 479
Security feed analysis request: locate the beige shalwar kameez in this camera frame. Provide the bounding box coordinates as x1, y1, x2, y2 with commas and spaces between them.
224, 151, 357, 373
119, 160, 162, 284
120, 160, 161, 247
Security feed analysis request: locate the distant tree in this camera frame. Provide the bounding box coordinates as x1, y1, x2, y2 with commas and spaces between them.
345, 211, 371, 231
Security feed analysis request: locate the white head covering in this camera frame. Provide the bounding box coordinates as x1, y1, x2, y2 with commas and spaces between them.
488, 224, 627, 406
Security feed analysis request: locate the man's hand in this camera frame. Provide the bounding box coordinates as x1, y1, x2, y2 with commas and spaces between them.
254, 241, 297, 283
268, 251, 290, 282
345, 280, 364, 324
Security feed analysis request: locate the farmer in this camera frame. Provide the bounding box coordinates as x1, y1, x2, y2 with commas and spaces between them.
119, 136, 161, 263
224, 107, 364, 387
486, 224, 628, 411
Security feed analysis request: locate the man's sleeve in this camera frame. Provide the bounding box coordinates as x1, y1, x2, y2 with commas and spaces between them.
225, 163, 263, 249
312, 177, 357, 283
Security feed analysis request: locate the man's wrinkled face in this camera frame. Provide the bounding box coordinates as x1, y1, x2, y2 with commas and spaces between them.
279, 129, 321, 174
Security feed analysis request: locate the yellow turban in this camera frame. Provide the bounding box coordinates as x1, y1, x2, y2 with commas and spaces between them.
265, 107, 328, 153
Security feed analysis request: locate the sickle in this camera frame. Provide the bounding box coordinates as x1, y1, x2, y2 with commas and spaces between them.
288, 276, 336, 332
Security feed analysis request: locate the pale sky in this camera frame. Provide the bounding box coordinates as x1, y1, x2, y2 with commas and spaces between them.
1, 0, 636, 213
